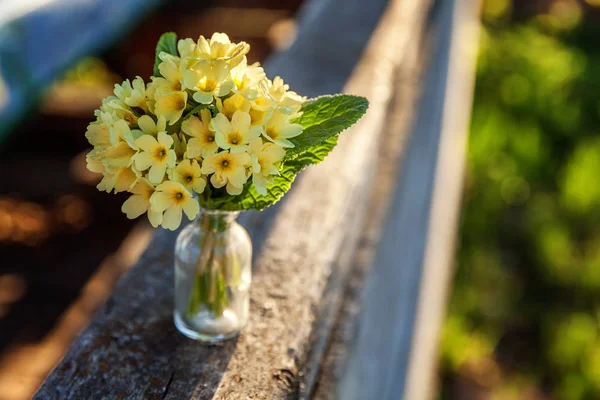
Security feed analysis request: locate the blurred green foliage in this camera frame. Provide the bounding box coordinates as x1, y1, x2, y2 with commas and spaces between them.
440, 0, 600, 398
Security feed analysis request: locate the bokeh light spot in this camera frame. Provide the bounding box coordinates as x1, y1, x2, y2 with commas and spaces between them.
0, 274, 27, 305
501, 176, 530, 205
500, 74, 531, 105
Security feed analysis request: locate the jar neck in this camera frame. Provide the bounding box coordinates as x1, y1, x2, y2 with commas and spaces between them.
196, 208, 239, 233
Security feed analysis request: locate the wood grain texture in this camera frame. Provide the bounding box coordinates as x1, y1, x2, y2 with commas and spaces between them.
312, 21, 426, 399
336, 0, 480, 399
34, 0, 432, 398
212, 0, 432, 396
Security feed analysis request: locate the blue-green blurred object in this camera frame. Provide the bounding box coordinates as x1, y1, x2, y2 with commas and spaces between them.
0, 0, 163, 142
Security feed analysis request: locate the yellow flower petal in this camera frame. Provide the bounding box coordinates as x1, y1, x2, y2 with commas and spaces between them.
150, 191, 171, 213
135, 135, 158, 152
182, 115, 205, 138
162, 206, 182, 231
157, 131, 174, 148
227, 167, 247, 188
193, 176, 207, 194
155, 91, 187, 125
129, 177, 155, 198
138, 115, 157, 135
210, 173, 226, 188
226, 182, 244, 196
231, 110, 251, 132
193, 91, 213, 104
104, 142, 136, 167
148, 162, 167, 184
182, 197, 200, 220
113, 167, 137, 193
86, 123, 111, 147
134, 151, 154, 171
121, 194, 148, 219
147, 209, 163, 228
252, 173, 268, 195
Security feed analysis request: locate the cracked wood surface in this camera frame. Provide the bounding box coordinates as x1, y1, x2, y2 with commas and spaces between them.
34, 0, 432, 398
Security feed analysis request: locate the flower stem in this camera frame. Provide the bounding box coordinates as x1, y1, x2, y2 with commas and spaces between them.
185, 212, 231, 318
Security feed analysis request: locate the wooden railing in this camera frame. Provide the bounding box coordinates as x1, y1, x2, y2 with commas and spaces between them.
33, 0, 479, 398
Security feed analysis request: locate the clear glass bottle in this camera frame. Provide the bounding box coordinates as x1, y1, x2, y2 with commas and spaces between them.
174, 209, 252, 343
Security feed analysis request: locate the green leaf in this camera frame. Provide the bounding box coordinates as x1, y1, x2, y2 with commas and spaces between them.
201, 94, 368, 211
181, 103, 219, 122
287, 94, 369, 159
153, 32, 178, 77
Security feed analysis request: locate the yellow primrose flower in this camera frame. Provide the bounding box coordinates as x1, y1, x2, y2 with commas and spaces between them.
151, 55, 188, 125
181, 109, 218, 158
150, 181, 199, 230
248, 137, 285, 195
97, 166, 137, 194
158, 53, 185, 87
154, 90, 188, 125
211, 111, 261, 153
279, 90, 305, 114
85, 122, 111, 148
101, 96, 138, 126
169, 159, 206, 194
263, 110, 303, 148
133, 131, 176, 184
230, 59, 265, 100
196, 32, 249, 68
86, 150, 106, 175
121, 178, 163, 227
146, 72, 184, 118
104, 120, 140, 167
178, 38, 199, 59
147, 76, 181, 97
137, 115, 166, 136
184, 60, 234, 104
114, 77, 148, 111
218, 93, 250, 119
267, 76, 304, 113
94, 109, 116, 125
249, 95, 275, 128
202, 150, 251, 195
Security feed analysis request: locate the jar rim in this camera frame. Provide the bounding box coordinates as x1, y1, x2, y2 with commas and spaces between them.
199, 207, 240, 217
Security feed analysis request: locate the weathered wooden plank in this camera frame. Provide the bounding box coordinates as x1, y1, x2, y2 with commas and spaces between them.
298, 2, 430, 398
212, 0, 432, 397
312, 18, 426, 399
336, 0, 480, 399
404, 1, 480, 397
34, 0, 434, 398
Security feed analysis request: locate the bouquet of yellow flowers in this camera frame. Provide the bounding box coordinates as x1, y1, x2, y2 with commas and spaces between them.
86, 32, 367, 341
86, 32, 367, 229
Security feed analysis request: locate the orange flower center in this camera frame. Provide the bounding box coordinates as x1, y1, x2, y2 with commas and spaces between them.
228, 131, 243, 146
154, 146, 167, 161
266, 127, 279, 140
200, 78, 217, 92
172, 190, 186, 205
250, 109, 264, 125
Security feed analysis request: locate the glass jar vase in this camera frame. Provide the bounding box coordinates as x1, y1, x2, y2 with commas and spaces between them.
174, 209, 252, 343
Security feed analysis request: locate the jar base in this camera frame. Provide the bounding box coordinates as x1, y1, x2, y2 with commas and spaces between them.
174, 312, 243, 343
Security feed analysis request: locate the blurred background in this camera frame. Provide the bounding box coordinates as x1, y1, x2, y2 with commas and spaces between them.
1, 0, 600, 399
439, 0, 600, 399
